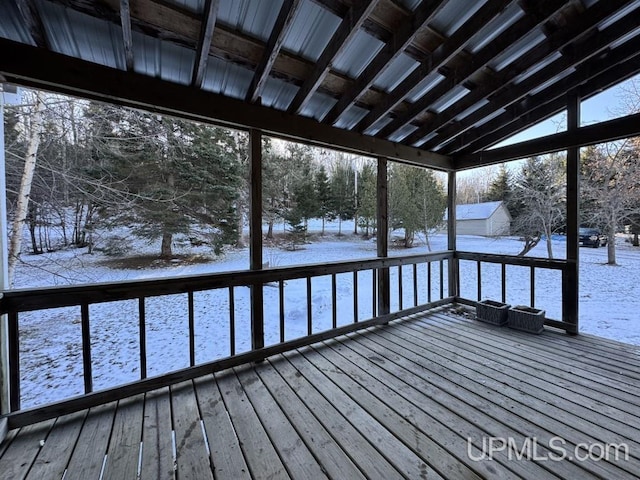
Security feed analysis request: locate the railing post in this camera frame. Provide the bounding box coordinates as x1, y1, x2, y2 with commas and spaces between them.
377, 157, 390, 315
0, 89, 10, 414
249, 129, 264, 350
563, 91, 580, 334
447, 171, 458, 298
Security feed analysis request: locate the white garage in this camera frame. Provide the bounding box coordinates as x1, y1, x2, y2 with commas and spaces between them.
444, 201, 512, 236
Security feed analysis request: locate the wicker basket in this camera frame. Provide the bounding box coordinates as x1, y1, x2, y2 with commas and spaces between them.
508, 306, 545, 334
476, 299, 510, 326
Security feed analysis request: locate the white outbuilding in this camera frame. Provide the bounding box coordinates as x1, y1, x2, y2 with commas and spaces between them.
444, 201, 511, 236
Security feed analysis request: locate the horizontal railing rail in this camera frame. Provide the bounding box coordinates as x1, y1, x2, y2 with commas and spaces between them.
1, 251, 454, 425
454, 251, 575, 333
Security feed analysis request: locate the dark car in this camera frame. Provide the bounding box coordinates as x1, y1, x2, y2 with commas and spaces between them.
579, 227, 607, 247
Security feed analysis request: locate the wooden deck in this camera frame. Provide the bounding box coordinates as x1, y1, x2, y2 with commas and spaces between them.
2, 307, 640, 480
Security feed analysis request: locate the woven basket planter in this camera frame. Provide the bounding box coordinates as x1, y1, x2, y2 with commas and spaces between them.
508, 306, 545, 334
476, 299, 510, 326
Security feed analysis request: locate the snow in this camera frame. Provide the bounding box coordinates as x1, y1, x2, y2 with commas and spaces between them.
10, 220, 640, 409
444, 201, 504, 220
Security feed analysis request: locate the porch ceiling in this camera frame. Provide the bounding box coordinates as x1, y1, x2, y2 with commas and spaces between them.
1, 0, 640, 169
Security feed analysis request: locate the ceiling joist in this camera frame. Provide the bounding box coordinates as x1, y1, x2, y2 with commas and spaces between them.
119, 0, 134, 71
191, 0, 220, 88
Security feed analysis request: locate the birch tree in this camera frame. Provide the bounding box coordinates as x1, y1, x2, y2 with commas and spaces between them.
7, 92, 45, 286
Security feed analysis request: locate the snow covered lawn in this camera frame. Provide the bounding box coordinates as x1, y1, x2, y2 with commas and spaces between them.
11, 225, 640, 409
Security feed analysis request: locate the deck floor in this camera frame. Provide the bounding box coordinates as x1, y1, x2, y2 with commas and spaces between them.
2, 307, 640, 479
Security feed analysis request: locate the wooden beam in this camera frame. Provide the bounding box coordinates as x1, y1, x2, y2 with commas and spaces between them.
120, 0, 134, 71
354, 0, 529, 134
0, 39, 451, 170
447, 171, 458, 298
191, 0, 219, 88
417, 0, 636, 151
377, 157, 389, 315
287, 0, 379, 114
321, 0, 449, 125
375, 0, 563, 140
15, 0, 48, 48
563, 91, 579, 334
456, 111, 640, 168
247, 0, 302, 103
453, 37, 640, 160
249, 129, 264, 351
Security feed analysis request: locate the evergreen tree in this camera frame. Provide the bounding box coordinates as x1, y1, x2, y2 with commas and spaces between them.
486, 164, 511, 202
330, 162, 356, 235
314, 164, 331, 235
389, 164, 446, 248
357, 162, 377, 236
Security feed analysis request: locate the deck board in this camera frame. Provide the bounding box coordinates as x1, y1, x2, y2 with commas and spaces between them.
2, 307, 640, 480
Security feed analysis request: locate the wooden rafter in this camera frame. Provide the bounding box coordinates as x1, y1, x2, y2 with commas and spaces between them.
15, 0, 48, 48
247, 0, 302, 103
192, 0, 220, 88
353, 0, 517, 134
411, 0, 634, 149
374, 0, 564, 141
447, 31, 640, 156
120, 0, 134, 71
456, 110, 640, 168
287, 0, 380, 115
321, 0, 449, 125
0, 38, 451, 170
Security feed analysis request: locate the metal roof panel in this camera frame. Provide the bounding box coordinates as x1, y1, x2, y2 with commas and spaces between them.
281, 0, 341, 61
332, 30, 385, 78
0, 2, 34, 45
372, 53, 420, 92
217, 0, 284, 42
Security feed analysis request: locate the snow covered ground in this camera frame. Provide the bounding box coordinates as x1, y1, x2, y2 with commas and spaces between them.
11, 220, 640, 408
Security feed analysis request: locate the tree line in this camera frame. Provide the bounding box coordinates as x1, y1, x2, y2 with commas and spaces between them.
4, 90, 447, 285
474, 137, 640, 264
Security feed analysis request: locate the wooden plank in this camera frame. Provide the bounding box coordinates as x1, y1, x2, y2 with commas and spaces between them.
191, 0, 220, 88
215, 370, 289, 479
102, 394, 144, 480
80, 303, 92, 393
275, 352, 415, 479
413, 315, 640, 445
24, 410, 87, 480
194, 375, 250, 480
359, 325, 635, 478
430, 313, 640, 400
255, 359, 367, 480
376, 157, 390, 315
120, 0, 134, 71
0, 423, 17, 459
287, 346, 478, 479
0, 417, 7, 446
170, 381, 212, 480
0, 419, 54, 480
140, 387, 174, 480
63, 402, 116, 480
234, 365, 328, 479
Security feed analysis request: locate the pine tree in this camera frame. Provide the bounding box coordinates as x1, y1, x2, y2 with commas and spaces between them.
357, 162, 376, 236
314, 164, 331, 235
389, 164, 446, 248
330, 162, 356, 235
486, 164, 511, 202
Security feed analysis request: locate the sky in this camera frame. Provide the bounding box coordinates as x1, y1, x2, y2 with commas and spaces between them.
493, 73, 640, 148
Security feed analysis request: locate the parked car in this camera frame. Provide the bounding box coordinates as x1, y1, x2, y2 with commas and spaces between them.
579, 227, 607, 247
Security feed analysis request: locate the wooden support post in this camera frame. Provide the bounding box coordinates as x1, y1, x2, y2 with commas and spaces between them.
249, 129, 264, 350
377, 157, 390, 316
447, 171, 458, 298
0, 91, 10, 414
563, 92, 580, 334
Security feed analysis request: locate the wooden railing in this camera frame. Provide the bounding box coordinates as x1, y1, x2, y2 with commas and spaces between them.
0, 251, 454, 425
455, 251, 575, 333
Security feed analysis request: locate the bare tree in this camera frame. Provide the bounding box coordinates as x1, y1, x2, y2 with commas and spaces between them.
581, 140, 640, 265
510, 155, 566, 258
7, 92, 45, 286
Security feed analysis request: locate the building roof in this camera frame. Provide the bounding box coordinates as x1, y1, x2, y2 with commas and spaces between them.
1, 0, 640, 170
445, 201, 509, 221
